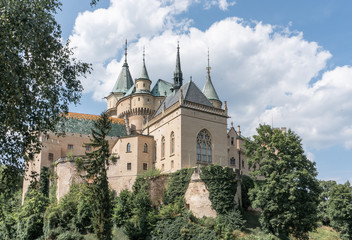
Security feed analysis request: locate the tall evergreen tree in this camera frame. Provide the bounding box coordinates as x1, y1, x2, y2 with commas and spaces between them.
244, 124, 321, 240
77, 111, 114, 240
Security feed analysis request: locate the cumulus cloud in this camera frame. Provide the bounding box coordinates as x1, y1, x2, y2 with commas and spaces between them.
68, 0, 352, 151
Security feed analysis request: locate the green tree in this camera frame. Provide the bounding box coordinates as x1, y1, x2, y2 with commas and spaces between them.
77, 111, 115, 240
328, 181, 352, 240
17, 190, 49, 240
0, 0, 90, 167
317, 180, 337, 226
244, 124, 321, 239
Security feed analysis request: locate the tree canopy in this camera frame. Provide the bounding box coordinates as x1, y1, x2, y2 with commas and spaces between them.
0, 0, 91, 167
244, 124, 321, 239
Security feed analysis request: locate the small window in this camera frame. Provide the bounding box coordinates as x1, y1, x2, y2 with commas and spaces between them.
48, 153, 54, 161
171, 160, 174, 169
127, 162, 132, 170
161, 137, 165, 158
143, 163, 148, 171
161, 164, 164, 171
144, 143, 148, 153
231, 137, 234, 145
86, 146, 91, 151
170, 132, 175, 154
126, 143, 131, 153
68, 144, 73, 150
242, 160, 245, 169
138, 97, 140, 101
147, 98, 150, 102
143, 83, 146, 87
230, 157, 235, 166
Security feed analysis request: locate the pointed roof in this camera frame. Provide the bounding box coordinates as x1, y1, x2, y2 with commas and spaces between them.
153, 80, 213, 117
151, 79, 173, 97
173, 42, 183, 89
138, 47, 150, 80
111, 40, 134, 94
202, 50, 220, 101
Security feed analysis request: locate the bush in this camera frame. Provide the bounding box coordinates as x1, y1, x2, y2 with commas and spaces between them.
215, 209, 246, 239
241, 175, 254, 210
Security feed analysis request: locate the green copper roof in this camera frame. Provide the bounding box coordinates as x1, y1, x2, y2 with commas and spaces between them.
138, 49, 150, 80
151, 79, 173, 97
56, 113, 126, 137
112, 62, 134, 93
202, 55, 220, 101
112, 41, 134, 93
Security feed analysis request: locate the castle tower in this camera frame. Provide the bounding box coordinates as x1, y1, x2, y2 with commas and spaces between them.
173, 42, 183, 90
202, 50, 222, 108
135, 47, 151, 93
106, 40, 134, 115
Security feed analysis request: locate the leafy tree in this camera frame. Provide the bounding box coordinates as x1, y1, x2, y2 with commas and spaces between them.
328, 181, 352, 240
113, 190, 133, 227
0, 0, 91, 168
241, 175, 254, 210
317, 180, 337, 226
17, 190, 49, 240
76, 111, 115, 240
43, 184, 91, 240
244, 124, 321, 239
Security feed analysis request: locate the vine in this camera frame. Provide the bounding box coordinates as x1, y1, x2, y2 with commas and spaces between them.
200, 165, 237, 214
163, 168, 194, 205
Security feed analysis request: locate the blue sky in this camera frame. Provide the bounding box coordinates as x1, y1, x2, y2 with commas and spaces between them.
56, 0, 352, 183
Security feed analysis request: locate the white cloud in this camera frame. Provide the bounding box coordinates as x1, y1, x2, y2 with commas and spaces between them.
204, 0, 236, 10
69, 1, 352, 151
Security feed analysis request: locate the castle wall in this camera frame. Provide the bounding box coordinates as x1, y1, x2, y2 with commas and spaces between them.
185, 170, 217, 218
147, 106, 182, 173
180, 107, 228, 168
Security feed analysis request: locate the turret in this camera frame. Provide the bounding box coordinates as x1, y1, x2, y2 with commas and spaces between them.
173, 42, 183, 90
202, 50, 222, 108
106, 40, 134, 115
135, 47, 152, 93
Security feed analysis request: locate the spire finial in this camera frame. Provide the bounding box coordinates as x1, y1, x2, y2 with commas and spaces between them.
173, 41, 183, 90
143, 46, 145, 63
206, 48, 211, 75
124, 39, 128, 63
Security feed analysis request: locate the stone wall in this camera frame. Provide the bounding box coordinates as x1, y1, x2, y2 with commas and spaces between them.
185, 170, 217, 218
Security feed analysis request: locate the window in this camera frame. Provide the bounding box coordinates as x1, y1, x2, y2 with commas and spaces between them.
144, 143, 148, 153
231, 137, 234, 145
161, 137, 165, 158
242, 160, 245, 169
196, 129, 212, 163
143, 163, 148, 171
126, 143, 131, 152
138, 97, 140, 101
170, 132, 175, 154
127, 162, 132, 170
86, 146, 91, 151
143, 83, 146, 87
171, 160, 174, 169
48, 153, 54, 161
68, 144, 73, 150
161, 164, 164, 171
230, 157, 235, 166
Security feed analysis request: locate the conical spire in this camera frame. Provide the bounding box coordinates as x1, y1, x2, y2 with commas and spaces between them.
202, 49, 220, 101
173, 42, 183, 90
111, 40, 134, 93
139, 47, 150, 80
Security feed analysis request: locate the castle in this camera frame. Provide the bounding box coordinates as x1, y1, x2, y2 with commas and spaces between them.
22, 42, 248, 202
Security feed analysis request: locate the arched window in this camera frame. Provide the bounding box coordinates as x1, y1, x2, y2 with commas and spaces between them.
161, 137, 165, 158
230, 157, 235, 166
170, 132, 175, 154
126, 143, 131, 152
144, 143, 148, 153
196, 129, 212, 163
